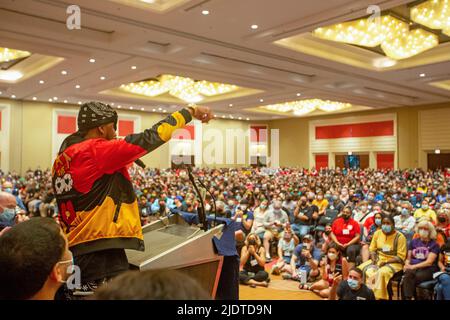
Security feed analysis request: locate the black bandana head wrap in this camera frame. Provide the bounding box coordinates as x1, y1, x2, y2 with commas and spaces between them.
59, 101, 118, 153
77, 101, 118, 131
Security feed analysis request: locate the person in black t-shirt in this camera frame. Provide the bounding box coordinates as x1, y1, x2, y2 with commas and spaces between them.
292, 195, 318, 238
330, 267, 375, 300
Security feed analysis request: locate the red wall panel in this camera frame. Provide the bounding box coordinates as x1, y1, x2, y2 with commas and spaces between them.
250, 126, 267, 142
57, 115, 76, 134
172, 125, 195, 140
118, 120, 134, 137
377, 153, 394, 169
316, 121, 394, 139
315, 154, 329, 169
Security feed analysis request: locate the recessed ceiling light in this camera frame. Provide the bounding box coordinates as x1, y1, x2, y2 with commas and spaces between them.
118, 105, 121, 108
53, 97, 58, 100
163, 110, 167, 113
48, 98, 53, 102
251, 24, 259, 30
64, 100, 68, 103
238, 117, 242, 120
260, 99, 264, 102
420, 73, 426, 77
130, 106, 133, 110
152, 109, 156, 112
61, 70, 68, 75
141, 107, 144, 111
131, 66, 137, 70
100, 76, 106, 80
39, 80, 44, 84
296, 93, 301, 96
11, 95, 16, 99
89, 58, 96, 63
202, 10, 209, 15
214, 114, 217, 117
111, 103, 115, 106
75, 85, 80, 89
222, 115, 225, 118
229, 104, 233, 107
32, 97, 37, 100
158, 107, 162, 111
0, 91, 2, 95
78, 101, 82, 105
246, 118, 250, 121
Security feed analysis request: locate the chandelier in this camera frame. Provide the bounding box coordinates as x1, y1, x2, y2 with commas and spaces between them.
411, 0, 450, 36
263, 99, 352, 116
119, 74, 239, 103
0, 47, 31, 63
313, 14, 439, 60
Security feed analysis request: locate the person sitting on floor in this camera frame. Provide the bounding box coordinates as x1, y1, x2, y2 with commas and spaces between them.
309, 241, 349, 298
282, 234, 320, 285
271, 228, 296, 276
239, 233, 269, 288
329, 267, 375, 300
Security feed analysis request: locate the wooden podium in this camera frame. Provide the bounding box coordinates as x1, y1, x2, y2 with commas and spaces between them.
125, 214, 224, 298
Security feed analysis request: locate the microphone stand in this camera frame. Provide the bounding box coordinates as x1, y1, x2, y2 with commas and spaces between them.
186, 165, 208, 232
196, 176, 217, 228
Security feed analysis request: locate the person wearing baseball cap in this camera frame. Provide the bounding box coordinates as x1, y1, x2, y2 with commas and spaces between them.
52, 101, 212, 298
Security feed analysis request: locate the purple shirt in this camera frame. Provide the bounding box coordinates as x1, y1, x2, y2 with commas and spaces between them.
408, 238, 440, 265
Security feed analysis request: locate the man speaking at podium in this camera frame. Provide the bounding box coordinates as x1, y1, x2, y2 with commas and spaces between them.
52, 102, 212, 298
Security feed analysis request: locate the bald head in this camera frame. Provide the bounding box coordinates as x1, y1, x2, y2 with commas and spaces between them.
0, 192, 16, 213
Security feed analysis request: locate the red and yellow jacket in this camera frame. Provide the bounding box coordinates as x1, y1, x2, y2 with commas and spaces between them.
52, 108, 192, 256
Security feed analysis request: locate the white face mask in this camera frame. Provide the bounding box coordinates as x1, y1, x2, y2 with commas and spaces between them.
327, 253, 337, 261
418, 229, 430, 238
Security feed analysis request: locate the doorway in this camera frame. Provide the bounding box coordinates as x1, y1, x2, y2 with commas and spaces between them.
427, 153, 450, 170
335, 154, 369, 169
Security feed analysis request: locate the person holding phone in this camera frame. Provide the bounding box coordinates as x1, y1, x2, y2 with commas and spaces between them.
329, 268, 375, 300
309, 242, 349, 298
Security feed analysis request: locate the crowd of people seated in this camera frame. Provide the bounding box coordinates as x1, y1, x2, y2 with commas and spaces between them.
1, 166, 450, 300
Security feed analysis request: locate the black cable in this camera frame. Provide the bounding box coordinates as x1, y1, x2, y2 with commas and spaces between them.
196, 176, 217, 228
186, 166, 208, 231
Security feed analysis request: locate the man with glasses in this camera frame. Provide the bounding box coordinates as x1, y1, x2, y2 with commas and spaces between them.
0, 217, 73, 300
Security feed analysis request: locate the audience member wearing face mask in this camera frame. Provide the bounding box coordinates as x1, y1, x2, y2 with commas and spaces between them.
394, 202, 416, 241
309, 242, 349, 298
330, 207, 361, 269
402, 221, 440, 300
0, 218, 73, 300
329, 267, 375, 300
262, 200, 289, 261
358, 215, 407, 300
414, 200, 437, 224
239, 233, 269, 288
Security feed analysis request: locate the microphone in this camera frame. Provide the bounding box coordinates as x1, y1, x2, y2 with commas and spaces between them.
134, 159, 146, 169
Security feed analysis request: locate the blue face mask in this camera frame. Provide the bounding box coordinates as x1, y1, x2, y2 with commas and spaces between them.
347, 279, 359, 290
401, 208, 409, 216
375, 218, 382, 226
4, 188, 12, 194
0, 208, 16, 227
382, 224, 392, 234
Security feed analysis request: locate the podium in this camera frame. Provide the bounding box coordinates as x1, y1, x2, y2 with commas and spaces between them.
125, 213, 225, 298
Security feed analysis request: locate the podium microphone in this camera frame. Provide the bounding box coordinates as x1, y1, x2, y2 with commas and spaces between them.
134, 159, 146, 169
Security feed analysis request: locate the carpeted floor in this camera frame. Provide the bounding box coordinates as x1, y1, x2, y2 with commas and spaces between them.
239, 260, 323, 300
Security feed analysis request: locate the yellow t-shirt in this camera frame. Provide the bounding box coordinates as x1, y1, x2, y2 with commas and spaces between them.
413, 208, 437, 224
312, 199, 329, 212
369, 230, 407, 263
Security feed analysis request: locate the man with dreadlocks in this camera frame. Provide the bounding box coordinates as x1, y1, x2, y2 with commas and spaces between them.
52, 102, 212, 298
